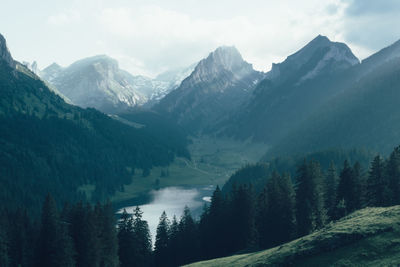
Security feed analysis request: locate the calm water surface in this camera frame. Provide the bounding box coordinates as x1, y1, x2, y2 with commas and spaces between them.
117, 185, 214, 242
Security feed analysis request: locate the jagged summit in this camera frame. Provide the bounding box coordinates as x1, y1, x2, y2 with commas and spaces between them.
209, 46, 246, 71
41, 56, 196, 112
309, 34, 330, 44
266, 34, 359, 84
44, 62, 62, 70
154, 46, 263, 131
188, 46, 255, 85
0, 33, 16, 68
41, 62, 64, 83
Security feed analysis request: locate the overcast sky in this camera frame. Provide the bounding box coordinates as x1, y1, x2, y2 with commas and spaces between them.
1, 0, 400, 77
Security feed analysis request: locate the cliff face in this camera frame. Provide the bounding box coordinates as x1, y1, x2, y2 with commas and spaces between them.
0, 33, 16, 68
154, 46, 264, 132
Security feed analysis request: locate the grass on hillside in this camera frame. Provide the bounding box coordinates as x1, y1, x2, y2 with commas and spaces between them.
186, 206, 400, 267
110, 136, 268, 204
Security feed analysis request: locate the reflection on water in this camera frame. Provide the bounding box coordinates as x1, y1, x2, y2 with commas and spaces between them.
117, 186, 213, 242
202, 196, 212, 202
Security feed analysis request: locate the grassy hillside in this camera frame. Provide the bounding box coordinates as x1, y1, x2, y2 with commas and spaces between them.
186, 206, 400, 266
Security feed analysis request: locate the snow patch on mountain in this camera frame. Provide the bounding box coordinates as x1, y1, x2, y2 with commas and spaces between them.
40, 56, 195, 112
265, 35, 359, 85
300, 45, 359, 82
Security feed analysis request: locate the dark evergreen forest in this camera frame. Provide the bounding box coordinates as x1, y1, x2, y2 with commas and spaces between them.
0, 60, 189, 216
1, 146, 400, 266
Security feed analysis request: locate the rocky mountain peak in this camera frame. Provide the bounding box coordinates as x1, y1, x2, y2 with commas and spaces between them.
189, 46, 254, 84
45, 62, 62, 71
288, 35, 358, 67
69, 55, 119, 76
266, 35, 359, 84
310, 34, 331, 45
211, 46, 246, 71
41, 62, 63, 83
0, 33, 16, 68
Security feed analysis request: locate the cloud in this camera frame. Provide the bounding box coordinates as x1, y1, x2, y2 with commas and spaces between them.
96, 2, 346, 76
338, 0, 400, 55
344, 0, 400, 16
8, 0, 399, 77
47, 10, 81, 26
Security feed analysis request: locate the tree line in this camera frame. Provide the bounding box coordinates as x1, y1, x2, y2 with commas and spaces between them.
152, 145, 400, 265
1, 146, 400, 266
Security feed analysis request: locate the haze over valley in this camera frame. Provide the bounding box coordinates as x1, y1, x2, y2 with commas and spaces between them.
1, 1, 400, 266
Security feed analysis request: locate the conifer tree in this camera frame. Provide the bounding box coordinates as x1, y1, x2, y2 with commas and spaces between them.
117, 209, 135, 267
385, 146, 400, 205
0, 217, 9, 267
367, 155, 386, 206
8, 209, 33, 267
132, 206, 153, 267
154, 211, 170, 267
324, 162, 338, 220
70, 203, 100, 267
336, 160, 359, 216
168, 216, 179, 267
37, 194, 75, 267
295, 160, 326, 236
262, 172, 295, 248
277, 173, 296, 243
229, 185, 258, 252
199, 204, 210, 259
199, 186, 228, 259
256, 187, 269, 249
352, 162, 364, 209
177, 207, 199, 266
95, 202, 119, 267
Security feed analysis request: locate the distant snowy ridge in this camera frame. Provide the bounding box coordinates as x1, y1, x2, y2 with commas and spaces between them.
40, 55, 196, 113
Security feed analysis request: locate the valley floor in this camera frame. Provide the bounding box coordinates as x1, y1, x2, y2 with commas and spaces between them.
110, 136, 268, 204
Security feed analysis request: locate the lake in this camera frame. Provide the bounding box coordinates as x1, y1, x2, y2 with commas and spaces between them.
117, 185, 215, 242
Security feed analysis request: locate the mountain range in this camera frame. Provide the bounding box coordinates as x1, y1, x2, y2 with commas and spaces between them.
21, 31, 400, 160
219, 35, 360, 143
40, 56, 195, 114
0, 33, 188, 211
154, 46, 265, 131
36, 34, 400, 157
268, 38, 400, 156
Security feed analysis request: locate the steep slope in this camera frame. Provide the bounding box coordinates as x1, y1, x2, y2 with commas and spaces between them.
41, 59, 195, 112
22, 60, 41, 76
143, 63, 197, 107
41, 55, 147, 113
268, 38, 400, 157
121, 63, 196, 108
154, 46, 264, 132
266, 35, 359, 85
186, 206, 400, 266
0, 33, 15, 68
223, 35, 359, 143
357, 38, 400, 76
41, 62, 62, 82
0, 33, 188, 213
